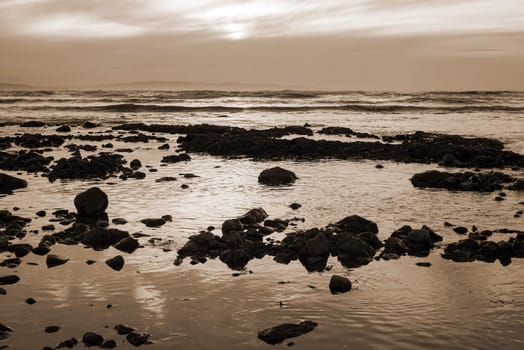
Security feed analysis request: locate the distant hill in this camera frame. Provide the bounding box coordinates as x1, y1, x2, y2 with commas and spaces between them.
0, 82, 38, 90
89, 80, 316, 91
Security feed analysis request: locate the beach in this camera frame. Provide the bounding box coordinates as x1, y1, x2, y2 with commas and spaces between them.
1, 90, 524, 349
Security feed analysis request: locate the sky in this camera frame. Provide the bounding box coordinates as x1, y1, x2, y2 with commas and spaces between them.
0, 0, 523, 90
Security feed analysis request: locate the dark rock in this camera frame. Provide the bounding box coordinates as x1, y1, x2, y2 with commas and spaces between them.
336, 235, 375, 267
509, 179, 524, 191
238, 208, 268, 225
46, 254, 69, 268
20, 121, 46, 127
222, 219, 243, 235
453, 226, 468, 234
0, 173, 28, 194
36, 210, 46, 217
155, 176, 177, 182
158, 143, 170, 150
0, 275, 19, 285
411, 170, 514, 192
101, 339, 117, 349
56, 337, 78, 348
115, 324, 135, 335
42, 224, 55, 231
329, 275, 352, 294
56, 125, 71, 132
48, 153, 127, 182
336, 215, 378, 234
45, 326, 60, 333
141, 218, 166, 227
406, 229, 433, 254
25, 297, 36, 304
0, 287, 6, 295
32, 245, 51, 255
416, 262, 432, 267
106, 255, 125, 271
126, 331, 151, 346
219, 249, 250, 270
258, 167, 297, 186
302, 232, 330, 257
113, 236, 139, 253
289, 203, 301, 210
82, 227, 130, 250
112, 218, 127, 225
82, 332, 104, 346
9, 243, 33, 257
82, 121, 97, 129
74, 187, 109, 225
130, 159, 142, 170
161, 153, 191, 163
383, 237, 408, 255
475, 241, 500, 262
258, 321, 318, 345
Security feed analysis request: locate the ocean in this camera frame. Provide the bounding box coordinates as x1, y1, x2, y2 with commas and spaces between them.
0, 90, 523, 349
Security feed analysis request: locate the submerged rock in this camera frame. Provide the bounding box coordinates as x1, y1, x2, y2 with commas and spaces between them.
258, 321, 318, 345
258, 167, 297, 186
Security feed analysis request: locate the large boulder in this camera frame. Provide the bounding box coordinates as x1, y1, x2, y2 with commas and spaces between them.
336, 234, 375, 267
336, 215, 378, 234
0, 173, 28, 194
74, 187, 109, 225
329, 275, 352, 294
258, 167, 297, 186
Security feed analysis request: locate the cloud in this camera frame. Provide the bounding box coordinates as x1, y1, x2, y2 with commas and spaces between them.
0, 0, 523, 40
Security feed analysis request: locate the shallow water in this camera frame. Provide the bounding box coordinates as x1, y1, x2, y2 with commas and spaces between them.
1, 90, 524, 349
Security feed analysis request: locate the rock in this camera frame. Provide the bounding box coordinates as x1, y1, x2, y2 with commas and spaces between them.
36, 210, 46, 217
115, 324, 135, 335
158, 143, 170, 150
106, 255, 125, 271
113, 237, 139, 253
238, 208, 268, 225
9, 243, 33, 257
161, 153, 191, 163
0, 287, 6, 295
258, 321, 318, 345
126, 331, 151, 346
130, 159, 142, 170
509, 179, 524, 191
56, 337, 78, 348
0, 275, 20, 285
25, 297, 36, 304
141, 218, 166, 227
336, 235, 375, 267
56, 125, 71, 132
82, 121, 97, 128
475, 241, 500, 262
45, 326, 60, 333
155, 176, 177, 182
410, 170, 514, 192
0, 173, 28, 194
383, 237, 408, 255
42, 224, 55, 231
101, 339, 117, 349
453, 226, 468, 234
221, 219, 243, 235
303, 232, 330, 256
46, 254, 69, 268
416, 262, 432, 267
82, 332, 104, 346
74, 187, 109, 225
336, 215, 378, 234
219, 249, 250, 270
258, 167, 297, 186
112, 218, 127, 225
289, 203, 301, 210
406, 229, 433, 255
82, 227, 130, 250
329, 275, 352, 294
33, 245, 51, 256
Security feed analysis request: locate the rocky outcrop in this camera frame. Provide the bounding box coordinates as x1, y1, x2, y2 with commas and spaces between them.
0, 173, 28, 194
410, 170, 516, 192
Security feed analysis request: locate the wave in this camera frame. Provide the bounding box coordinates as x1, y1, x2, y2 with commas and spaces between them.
23, 103, 524, 113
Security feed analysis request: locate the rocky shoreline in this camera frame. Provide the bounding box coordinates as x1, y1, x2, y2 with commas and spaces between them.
1, 121, 523, 348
